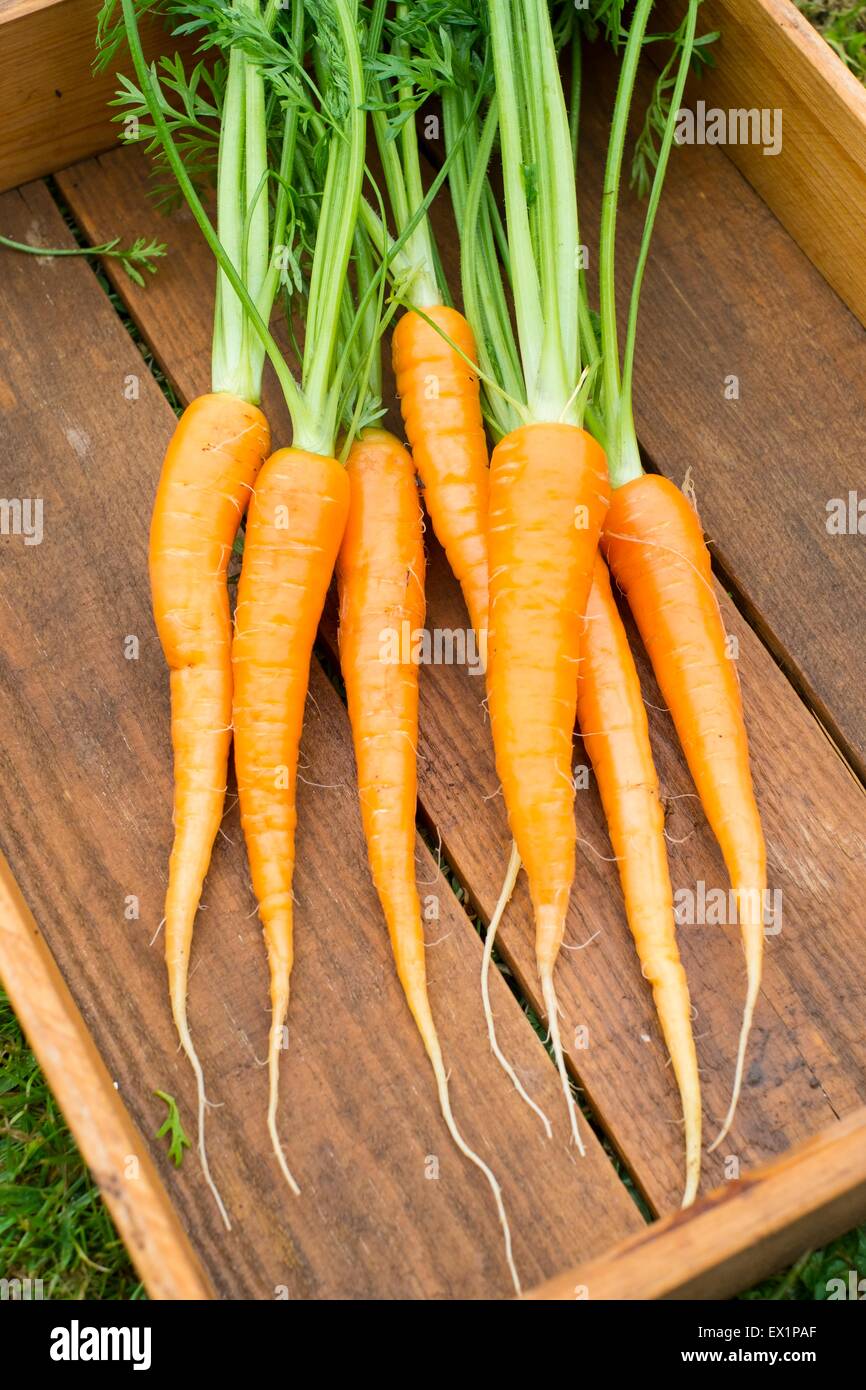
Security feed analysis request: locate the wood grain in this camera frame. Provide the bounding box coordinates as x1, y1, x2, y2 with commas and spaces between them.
0, 179, 642, 1299
55, 148, 866, 1219
0, 851, 214, 1299
655, 0, 866, 328
0, 0, 189, 193
526, 1106, 866, 1300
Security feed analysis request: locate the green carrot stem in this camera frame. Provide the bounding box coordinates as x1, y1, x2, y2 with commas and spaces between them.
598, 0, 655, 485
119, 0, 304, 418
621, 0, 698, 405
300, 0, 366, 449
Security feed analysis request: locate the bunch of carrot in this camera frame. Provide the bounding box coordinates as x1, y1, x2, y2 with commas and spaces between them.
105, 0, 766, 1284
439, 0, 763, 1198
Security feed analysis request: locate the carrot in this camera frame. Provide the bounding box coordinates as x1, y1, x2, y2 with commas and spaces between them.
111, 0, 302, 1221
569, 0, 762, 1142
577, 554, 702, 1203
587, 0, 764, 1143
150, 391, 269, 1227
480, 553, 704, 1201
392, 307, 489, 647
488, 423, 610, 1147
121, 0, 369, 1187
389, 0, 613, 1144
604, 477, 765, 1148
358, 5, 491, 655
337, 427, 518, 1292
233, 449, 350, 1192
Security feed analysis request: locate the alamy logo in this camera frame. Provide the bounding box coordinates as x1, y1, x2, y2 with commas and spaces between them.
49, 1320, 152, 1371
0, 1276, 44, 1300
674, 881, 782, 935
0, 497, 43, 545
826, 1271, 866, 1300
379, 621, 486, 676
675, 101, 782, 156
826, 491, 866, 535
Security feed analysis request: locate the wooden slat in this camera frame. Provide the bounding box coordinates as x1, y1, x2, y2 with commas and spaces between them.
0, 853, 214, 1299
0, 0, 188, 194
0, 179, 642, 1299
57, 146, 866, 1222
526, 1106, 866, 1300
656, 0, 866, 328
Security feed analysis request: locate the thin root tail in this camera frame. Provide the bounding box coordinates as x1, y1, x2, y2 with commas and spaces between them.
707, 971, 760, 1154
174, 1004, 232, 1231
540, 968, 586, 1157
428, 1035, 522, 1297
268, 1029, 301, 1196
481, 841, 553, 1140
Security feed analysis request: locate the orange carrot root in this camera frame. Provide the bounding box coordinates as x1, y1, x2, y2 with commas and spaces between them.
604, 474, 765, 1148
579, 555, 702, 1204
487, 422, 609, 1147
151, 391, 270, 1228
338, 429, 520, 1294
481, 842, 553, 1139
392, 305, 490, 648
233, 446, 350, 1194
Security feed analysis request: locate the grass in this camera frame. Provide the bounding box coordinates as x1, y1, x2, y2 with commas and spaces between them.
797, 0, 866, 82
3, 971, 864, 1300
0, 990, 144, 1300
740, 1229, 866, 1300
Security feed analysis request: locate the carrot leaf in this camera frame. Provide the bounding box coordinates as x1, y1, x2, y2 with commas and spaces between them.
153, 1090, 191, 1167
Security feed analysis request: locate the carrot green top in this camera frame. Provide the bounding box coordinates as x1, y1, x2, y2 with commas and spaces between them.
389, 0, 589, 439
393, 0, 707, 466
353, 1, 488, 329
362, 0, 442, 309
589, 0, 700, 488
102, 0, 369, 459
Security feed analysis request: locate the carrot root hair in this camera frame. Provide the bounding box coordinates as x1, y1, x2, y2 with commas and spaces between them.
170, 991, 231, 1230
422, 1023, 521, 1296
481, 842, 553, 1139
708, 905, 762, 1153
267, 979, 301, 1196
539, 966, 586, 1157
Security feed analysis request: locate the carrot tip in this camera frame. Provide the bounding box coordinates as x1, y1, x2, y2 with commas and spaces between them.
481, 843, 553, 1140
540, 968, 586, 1158
681, 1172, 699, 1208
268, 1109, 301, 1197
174, 1005, 231, 1230
268, 1020, 301, 1196
426, 1033, 522, 1297
707, 973, 761, 1153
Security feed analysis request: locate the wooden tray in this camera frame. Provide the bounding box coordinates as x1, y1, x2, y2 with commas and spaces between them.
1, 0, 865, 1299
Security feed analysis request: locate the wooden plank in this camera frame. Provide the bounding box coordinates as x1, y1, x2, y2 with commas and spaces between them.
526, 1107, 866, 1300
0, 179, 642, 1298
0, 0, 188, 193
55, 146, 866, 1230
0, 853, 214, 1299
656, 0, 866, 328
